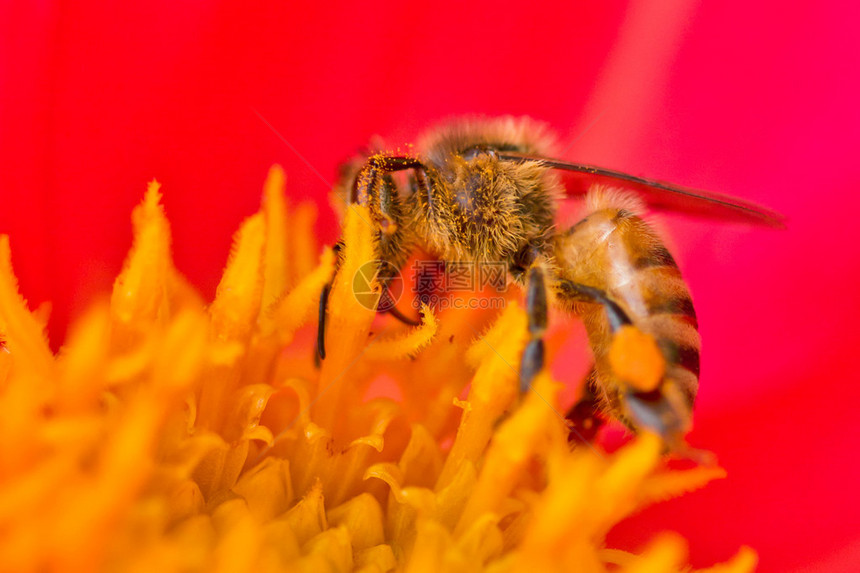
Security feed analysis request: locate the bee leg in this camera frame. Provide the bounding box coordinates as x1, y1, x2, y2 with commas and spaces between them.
557, 278, 691, 443
382, 296, 422, 326
350, 155, 427, 212
519, 266, 549, 393
350, 155, 430, 251
351, 155, 430, 325
556, 280, 632, 332
554, 279, 630, 440
314, 242, 343, 364
565, 368, 606, 444
315, 282, 332, 362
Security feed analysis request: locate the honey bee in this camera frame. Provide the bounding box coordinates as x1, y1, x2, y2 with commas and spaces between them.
318, 116, 782, 449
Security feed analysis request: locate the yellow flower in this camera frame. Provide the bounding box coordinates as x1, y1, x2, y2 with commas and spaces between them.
0, 166, 756, 572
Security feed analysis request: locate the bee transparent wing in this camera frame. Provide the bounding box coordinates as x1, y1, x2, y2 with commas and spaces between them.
498, 153, 785, 228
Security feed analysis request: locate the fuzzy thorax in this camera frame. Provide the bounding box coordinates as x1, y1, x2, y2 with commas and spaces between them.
410, 152, 562, 263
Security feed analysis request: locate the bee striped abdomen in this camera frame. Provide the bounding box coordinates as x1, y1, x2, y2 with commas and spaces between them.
634, 250, 699, 331
633, 244, 677, 269
620, 222, 701, 409
620, 216, 700, 376
553, 192, 701, 430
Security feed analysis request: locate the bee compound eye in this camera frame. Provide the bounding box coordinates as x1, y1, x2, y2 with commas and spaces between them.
461, 146, 498, 161
461, 147, 480, 160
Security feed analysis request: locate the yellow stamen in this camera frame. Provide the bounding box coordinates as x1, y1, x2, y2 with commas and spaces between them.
364, 304, 437, 360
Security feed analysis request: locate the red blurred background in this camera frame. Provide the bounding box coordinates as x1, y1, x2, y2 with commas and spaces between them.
1, 1, 858, 570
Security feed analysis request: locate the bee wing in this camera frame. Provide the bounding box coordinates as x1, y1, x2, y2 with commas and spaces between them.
498, 153, 785, 228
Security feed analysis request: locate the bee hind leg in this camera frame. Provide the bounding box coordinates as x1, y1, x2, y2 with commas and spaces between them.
379, 288, 422, 326
557, 280, 632, 331
556, 278, 690, 445
315, 282, 332, 363
519, 266, 549, 393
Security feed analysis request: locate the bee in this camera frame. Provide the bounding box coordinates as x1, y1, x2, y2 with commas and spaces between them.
318, 116, 782, 449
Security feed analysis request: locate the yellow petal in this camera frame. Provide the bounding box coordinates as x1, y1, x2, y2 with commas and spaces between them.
327, 492, 386, 551
260, 164, 290, 311
210, 498, 260, 573
404, 519, 458, 573
232, 457, 293, 522
399, 424, 444, 489
434, 459, 477, 530
599, 432, 662, 524
167, 478, 206, 523
617, 533, 687, 573
638, 465, 727, 510
0, 234, 54, 382
693, 546, 758, 573
455, 373, 562, 536
209, 212, 266, 342
284, 479, 327, 544
56, 303, 110, 412
258, 518, 302, 570
152, 308, 210, 393
364, 304, 438, 360
191, 438, 249, 500
288, 201, 319, 285
456, 513, 504, 567
437, 303, 527, 490
263, 247, 335, 341
314, 205, 377, 438
355, 544, 397, 573
303, 526, 354, 573
111, 180, 172, 328
225, 383, 276, 442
